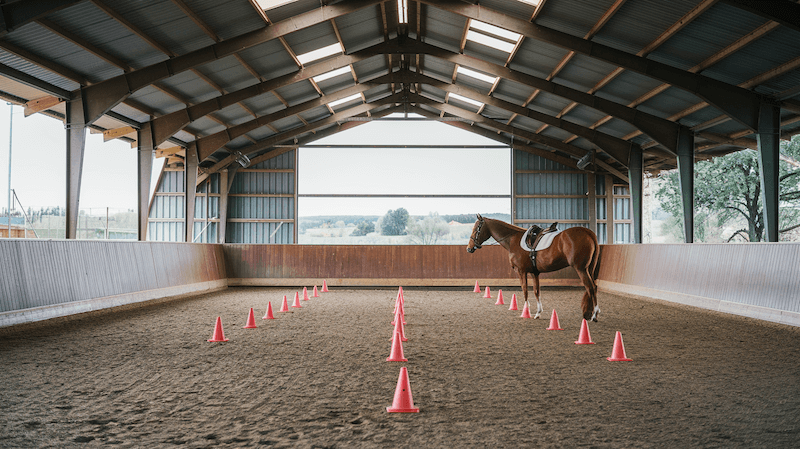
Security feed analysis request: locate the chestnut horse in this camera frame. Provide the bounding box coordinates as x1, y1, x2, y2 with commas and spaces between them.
466, 214, 600, 321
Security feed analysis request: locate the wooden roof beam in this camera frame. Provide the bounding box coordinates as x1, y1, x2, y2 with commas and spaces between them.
381, 39, 681, 154
79, 0, 384, 125
420, 0, 764, 131
196, 83, 374, 160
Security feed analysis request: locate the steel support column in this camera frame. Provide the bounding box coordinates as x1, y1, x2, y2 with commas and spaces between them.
757, 101, 781, 242
184, 144, 198, 243
65, 94, 86, 239
137, 122, 154, 241
217, 167, 237, 244
588, 173, 597, 235
628, 148, 643, 244
676, 126, 695, 243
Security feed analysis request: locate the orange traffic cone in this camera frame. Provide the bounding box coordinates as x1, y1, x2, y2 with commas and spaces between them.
302, 287, 310, 301
279, 295, 289, 312
312, 286, 320, 297
386, 367, 420, 413
509, 293, 518, 311
546, 309, 563, 330
520, 301, 532, 318
473, 280, 481, 293
387, 330, 408, 362
495, 289, 505, 305
243, 308, 257, 328
322, 280, 329, 292
574, 319, 595, 344
207, 317, 229, 342
291, 292, 302, 308
607, 331, 632, 361
483, 286, 491, 298
262, 302, 275, 320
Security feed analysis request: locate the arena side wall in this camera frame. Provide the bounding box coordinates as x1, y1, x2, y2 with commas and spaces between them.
1, 241, 798, 328
0, 240, 227, 327
596, 243, 800, 327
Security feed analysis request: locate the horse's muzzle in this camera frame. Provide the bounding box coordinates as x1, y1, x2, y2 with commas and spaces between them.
466, 246, 475, 253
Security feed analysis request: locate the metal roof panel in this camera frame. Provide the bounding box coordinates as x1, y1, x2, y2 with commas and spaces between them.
182, 0, 266, 41
238, 40, 298, 80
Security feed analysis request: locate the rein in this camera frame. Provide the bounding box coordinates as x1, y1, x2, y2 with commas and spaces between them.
470, 218, 515, 248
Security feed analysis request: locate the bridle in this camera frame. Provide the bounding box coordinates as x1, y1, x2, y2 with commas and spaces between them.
469, 217, 486, 250
468, 217, 514, 253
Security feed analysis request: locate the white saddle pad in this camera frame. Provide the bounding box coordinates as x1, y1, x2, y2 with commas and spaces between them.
535, 230, 561, 251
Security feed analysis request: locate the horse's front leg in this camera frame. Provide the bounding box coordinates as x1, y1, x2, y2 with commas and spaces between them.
517, 269, 529, 311
531, 273, 543, 319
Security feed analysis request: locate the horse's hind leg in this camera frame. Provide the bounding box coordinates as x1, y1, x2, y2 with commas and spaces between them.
576, 268, 599, 321
531, 274, 543, 319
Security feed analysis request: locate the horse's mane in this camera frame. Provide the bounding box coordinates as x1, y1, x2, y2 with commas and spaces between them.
484, 217, 525, 233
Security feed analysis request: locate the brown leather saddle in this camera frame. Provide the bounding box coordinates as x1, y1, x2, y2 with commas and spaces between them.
525, 222, 559, 275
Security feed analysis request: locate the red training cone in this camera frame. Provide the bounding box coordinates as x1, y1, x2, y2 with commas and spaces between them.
495, 289, 505, 305
387, 330, 408, 362
312, 286, 320, 297
279, 295, 289, 312
302, 287, 310, 301
520, 301, 532, 318
473, 280, 481, 293
398, 286, 405, 304
483, 286, 491, 298
574, 319, 595, 344
207, 317, 229, 342
546, 309, 563, 330
243, 308, 257, 329
392, 301, 406, 325
392, 312, 408, 342
262, 302, 275, 320
607, 331, 633, 361
322, 280, 329, 292
386, 367, 419, 413
291, 292, 302, 308
509, 293, 518, 311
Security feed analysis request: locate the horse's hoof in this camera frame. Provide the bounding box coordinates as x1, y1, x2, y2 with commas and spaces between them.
592, 317, 598, 322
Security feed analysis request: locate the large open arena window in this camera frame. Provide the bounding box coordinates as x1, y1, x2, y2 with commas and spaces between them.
297, 113, 510, 244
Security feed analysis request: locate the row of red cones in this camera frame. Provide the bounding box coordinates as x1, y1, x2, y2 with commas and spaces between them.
386, 287, 420, 413
474, 281, 632, 361
207, 281, 329, 342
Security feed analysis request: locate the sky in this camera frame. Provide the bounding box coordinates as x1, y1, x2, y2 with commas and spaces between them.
0, 106, 510, 217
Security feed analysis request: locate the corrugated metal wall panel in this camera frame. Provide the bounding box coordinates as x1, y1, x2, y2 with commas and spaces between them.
598, 243, 800, 313
0, 240, 225, 314
227, 222, 294, 244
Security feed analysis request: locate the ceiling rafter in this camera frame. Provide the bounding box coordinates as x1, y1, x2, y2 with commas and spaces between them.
506, 0, 626, 128
421, 0, 765, 132
80, 0, 385, 125
378, 38, 682, 154
535, 0, 715, 143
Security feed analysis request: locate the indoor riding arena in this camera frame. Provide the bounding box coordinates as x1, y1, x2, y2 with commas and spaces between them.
1, 1, 800, 448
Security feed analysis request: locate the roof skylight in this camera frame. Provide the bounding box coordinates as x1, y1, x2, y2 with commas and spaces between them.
515, 0, 541, 6
297, 42, 343, 65
466, 20, 522, 54
397, 0, 408, 24
312, 66, 352, 83
255, 0, 301, 11
328, 93, 362, 109
448, 93, 483, 108
456, 66, 498, 85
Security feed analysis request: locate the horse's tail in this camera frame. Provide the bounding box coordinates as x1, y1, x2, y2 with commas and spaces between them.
589, 231, 600, 289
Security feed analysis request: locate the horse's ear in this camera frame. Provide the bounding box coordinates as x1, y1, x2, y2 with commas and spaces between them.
476, 213, 482, 219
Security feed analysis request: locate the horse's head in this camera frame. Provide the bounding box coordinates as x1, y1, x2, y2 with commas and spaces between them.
466, 214, 489, 253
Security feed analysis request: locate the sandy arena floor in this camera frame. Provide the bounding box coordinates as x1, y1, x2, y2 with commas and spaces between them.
1, 285, 799, 448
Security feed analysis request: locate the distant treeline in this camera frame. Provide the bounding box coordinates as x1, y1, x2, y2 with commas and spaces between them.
298, 213, 511, 225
